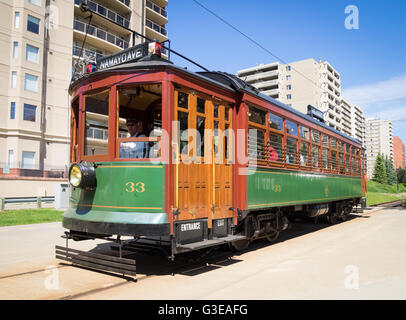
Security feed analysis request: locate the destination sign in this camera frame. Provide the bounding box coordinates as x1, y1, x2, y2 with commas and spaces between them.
96, 42, 148, 71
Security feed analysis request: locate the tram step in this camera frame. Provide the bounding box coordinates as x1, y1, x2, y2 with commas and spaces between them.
55, 245, 136, 277
177, 235, 247, 251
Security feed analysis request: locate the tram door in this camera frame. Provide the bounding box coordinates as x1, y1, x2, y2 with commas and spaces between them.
174, 89, 233, 228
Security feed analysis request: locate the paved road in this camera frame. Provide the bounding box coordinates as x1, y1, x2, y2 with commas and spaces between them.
0, 205, 405, 300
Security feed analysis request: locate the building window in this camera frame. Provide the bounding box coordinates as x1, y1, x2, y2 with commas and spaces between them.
286, 94, 292, 100
27, 15, 40, 34
24, 73, 39, 92
28, 0, 41, 6
286, 65, 291, 71
286, 75, 291, 81
13, 42, 18, 59
8, 150, 14, 168
23, 104, 37, 121
10, 102, 16, 119
11, 71, 17, 88
26, 44, 39, 63
286, 84, 291, 90
14, 12, 20, 28
22, 151, 35, 169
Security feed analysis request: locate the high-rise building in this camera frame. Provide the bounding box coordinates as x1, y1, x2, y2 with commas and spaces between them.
237, 58, 366, 145
0, 0, 168, 197
365, 119, 393, 178
393, 136, 406, 169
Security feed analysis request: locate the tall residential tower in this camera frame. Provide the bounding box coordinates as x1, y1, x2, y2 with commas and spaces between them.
0, 0, 168, 196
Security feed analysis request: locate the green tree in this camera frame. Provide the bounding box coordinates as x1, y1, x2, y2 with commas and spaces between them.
384, 156, 397, 185
373, 153, 387, 184
397, 167, 406, 184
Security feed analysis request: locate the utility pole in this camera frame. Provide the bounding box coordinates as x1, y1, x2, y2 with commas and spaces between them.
39, 0, 51, 173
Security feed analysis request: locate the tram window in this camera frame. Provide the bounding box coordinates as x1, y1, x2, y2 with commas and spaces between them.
352, 156, 356, 173
345, 155, 350, 173
311, 146, 319, 168
322, 134, 329, 147
338, 152, 344, 173
331, 150, 337, 171
214, 104, 219, 118
197, 98, 205, 114
225, 106, 230, 121
225, 124, 230, 161
84, 90, 109, 156
196, 115, 205, 157
312, 131, 320, 144
117, 84, 162, 159
178, 111, 189, 155
345, 144, 350, 153
286, 137, 297, 164
269, 133, 283, 162
70, 99, 79, 162
248, 127, 265, 162
338, 140, 343, 151
269, 112, 283, 131
178, 92, 188, 109
286, 120, 298, 136
300, 126, 310, 140
300, 141, 309, 166
322, 148, 329, 169
331, 137, 337, 149
249, 105, 266, 125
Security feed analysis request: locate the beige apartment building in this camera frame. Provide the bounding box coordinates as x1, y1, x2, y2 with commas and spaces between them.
237, 58, 366, 146
365, 119, 393, 178
0, 0, 168, 197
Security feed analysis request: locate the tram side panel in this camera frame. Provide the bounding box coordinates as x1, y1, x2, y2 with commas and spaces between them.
246, 167, 363, 210
63, 162, 170, 237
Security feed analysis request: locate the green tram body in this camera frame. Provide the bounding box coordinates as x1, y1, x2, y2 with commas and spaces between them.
64, 55, 366, 259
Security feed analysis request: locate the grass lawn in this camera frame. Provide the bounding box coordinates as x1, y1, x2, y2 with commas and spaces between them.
0, 208, 64, 227
366, 180, 406, 206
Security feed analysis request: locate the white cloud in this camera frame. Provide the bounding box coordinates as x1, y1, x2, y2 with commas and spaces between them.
366, 105, 406, 121
343, 74, 406, 111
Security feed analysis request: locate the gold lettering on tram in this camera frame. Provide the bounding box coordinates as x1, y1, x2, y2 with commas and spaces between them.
125, 182, 146, 193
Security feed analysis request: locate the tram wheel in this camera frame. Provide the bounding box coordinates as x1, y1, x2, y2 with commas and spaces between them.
229, 238, 250, 252
265, 231, 279, 242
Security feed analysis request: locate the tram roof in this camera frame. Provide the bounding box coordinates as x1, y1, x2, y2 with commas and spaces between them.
70, 58, 361, 146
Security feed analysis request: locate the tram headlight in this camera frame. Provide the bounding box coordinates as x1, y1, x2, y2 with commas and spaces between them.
69, 164, 82, 187
68, 163, 97, 189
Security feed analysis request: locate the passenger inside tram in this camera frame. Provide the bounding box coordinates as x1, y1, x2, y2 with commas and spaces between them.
118, 84, 162, 159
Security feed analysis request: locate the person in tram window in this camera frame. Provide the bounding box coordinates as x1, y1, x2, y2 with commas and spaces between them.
120, 118, 149, 158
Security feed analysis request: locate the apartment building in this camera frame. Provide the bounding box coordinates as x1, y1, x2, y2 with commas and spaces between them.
393, 136, 406, 169
365, 119, 393, 178
0, 0, 168, 197
237, 58, 366, 145
238, 58, 342, 130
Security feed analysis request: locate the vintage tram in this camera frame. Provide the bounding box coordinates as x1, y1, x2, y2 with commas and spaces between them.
57, 41, 366, 276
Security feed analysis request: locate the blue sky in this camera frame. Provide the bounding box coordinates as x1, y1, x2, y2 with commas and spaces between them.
166, 0, 406, 143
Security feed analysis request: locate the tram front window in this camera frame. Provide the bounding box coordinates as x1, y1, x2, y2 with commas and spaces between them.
118, 84, 162, 159
84, 90, 110, 156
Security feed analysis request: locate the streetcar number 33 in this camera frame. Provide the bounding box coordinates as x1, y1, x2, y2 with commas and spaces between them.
125, 182, 145, 193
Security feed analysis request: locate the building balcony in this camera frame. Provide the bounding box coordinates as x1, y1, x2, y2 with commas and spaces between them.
261, 88, 279, 96
244, 70, 279, 83
145, 18, 168, 42
146, 0, 168, 25
72, 45, 105, 62
253, 79, 280, 90
73, 19, 129, 52
150, 0, 168, 7
75, 0, 130, 30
